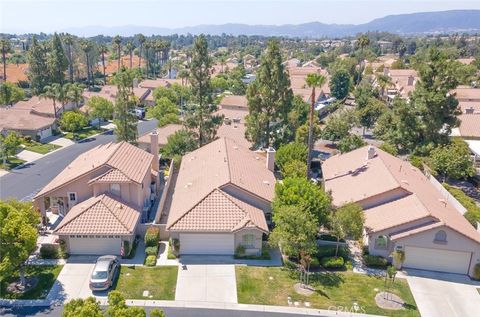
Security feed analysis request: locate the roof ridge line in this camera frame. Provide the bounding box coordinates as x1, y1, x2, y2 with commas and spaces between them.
55, 196, 101, 232
376, 149, 406, 193
223, 138, 232, 183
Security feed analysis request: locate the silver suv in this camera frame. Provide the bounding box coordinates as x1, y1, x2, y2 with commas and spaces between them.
89, 255, 119, 291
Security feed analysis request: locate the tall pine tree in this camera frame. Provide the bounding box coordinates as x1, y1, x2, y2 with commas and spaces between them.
184, 35, 222, 146
47, 33, 68, 85
245, 39, 293, 148
27, 36, 49, 95
113, 68, 138, 143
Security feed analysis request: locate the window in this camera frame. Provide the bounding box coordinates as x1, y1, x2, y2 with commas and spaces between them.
68, 192, 77, 202
242, 234, 255, 248
434, 230, 447, 243
110, 184, 121, 196
265, 212, 272, 223
375, 235, 388, 249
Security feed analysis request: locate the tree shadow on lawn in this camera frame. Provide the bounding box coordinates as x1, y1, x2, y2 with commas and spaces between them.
311, 272, 345, 287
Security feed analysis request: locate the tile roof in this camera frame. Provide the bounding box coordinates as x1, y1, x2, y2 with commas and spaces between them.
453, 86, 480, 101
54, 194, 139, 235
82, 85, 150, 104
458, 101, 480, 113
168, 189, 268, 232
323, 146, 480, 244
214, 108, 251, 149
288, 66, 330, 102
137, 124, 183, 146
90, 169, 131, 184
219, 95, 248, 109
166, 137, 275, 230
458, 114, 480, 138
0, 107, 55, 131
35, 141, 153, 198
14, 96, 57, 117
138, 79, 184, 90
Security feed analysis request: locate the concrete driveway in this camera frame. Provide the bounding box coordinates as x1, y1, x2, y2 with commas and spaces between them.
175, 264, 237, 303
406, 269, 480, 317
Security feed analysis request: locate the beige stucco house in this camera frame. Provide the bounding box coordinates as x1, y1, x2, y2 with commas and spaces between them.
166, 137, 276, 256
33, 137, 160, 255
323, 146, 480, 277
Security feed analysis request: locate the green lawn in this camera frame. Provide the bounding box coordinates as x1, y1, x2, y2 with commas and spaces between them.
0, 157, 26, 170
0, 265, 63, 300
25, 143, 61, 154
114, 266, 178, 300
236, 266, 419, 317
63, 126, 103, 141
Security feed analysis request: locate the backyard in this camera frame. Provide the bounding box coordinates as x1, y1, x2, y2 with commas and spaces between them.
0, 265, 63, 300
236, 266, 419, 317
114, 265, 178, 300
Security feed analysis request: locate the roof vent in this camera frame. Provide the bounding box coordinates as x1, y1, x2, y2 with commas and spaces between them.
366, 146, 376, 160
233, 146, 239, 150
117, 204, 123, 209
263, 180, 270, 185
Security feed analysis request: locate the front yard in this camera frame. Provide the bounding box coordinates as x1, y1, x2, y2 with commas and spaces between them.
24, 143, 61, 154
0, 157, 26, 170
0, 265, 63, 300
236, 266, 419, 317
114, 265, 178, 300
63, 126, 104, 141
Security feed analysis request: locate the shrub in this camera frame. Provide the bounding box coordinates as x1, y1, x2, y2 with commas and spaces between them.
443, 183, 480, 228
310, 257, 320, 269
473, 263, 480, 280
123, 240, 130, 258
144, 227, 160, 247
235, 245, 246, 256
363, 254, 388, 268
145, 255, 157, 266
284, 258, 298, 270
410, 155, 424, 171
320, 256, 345, 269
316, 245, 349, 259
145, 246, 158, 256
150, 309, 166, 317
167, 248, 177, 259
40, 244, 59, 259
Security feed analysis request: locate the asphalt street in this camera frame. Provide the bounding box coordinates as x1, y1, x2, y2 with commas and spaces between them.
0, 119, 158, 201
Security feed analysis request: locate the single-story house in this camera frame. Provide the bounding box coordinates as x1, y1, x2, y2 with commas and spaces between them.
215, 95, 251, 148
166, 137, 276, 256
82, 85, 151, 107
0, 107, 56, 141
137, 124, 183, 153
323, 146, 480, 277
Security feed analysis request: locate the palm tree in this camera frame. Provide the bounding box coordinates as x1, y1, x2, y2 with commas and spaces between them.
66, 82, 84, 108
356, 35, 370, 85
153, 40, 163, 78
164, 59, 174, 79
178, 69, 189, 86
99, 44, 108, 85
377, 74, 393, 99
143, 40, 152, 78
305, 73, 326, 178
80, 40, 94, 88
1, 38, 11, 81
136, 34, 146, 71
63, 34, 75, 83
41, 84, 60, 118
125, 41, 135, 69
219, 55, 227, 73
112, 35, 122, 72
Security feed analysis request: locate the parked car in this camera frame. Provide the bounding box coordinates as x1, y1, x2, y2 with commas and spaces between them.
89, 255, 119, 291
134, 107, 145, 120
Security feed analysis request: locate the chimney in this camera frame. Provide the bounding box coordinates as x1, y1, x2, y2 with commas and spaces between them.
407, 75, 415, 86
466, 107, 475, 114
150, 130, 159, 172
266, 147, 276, 172
366, 146, 376, 160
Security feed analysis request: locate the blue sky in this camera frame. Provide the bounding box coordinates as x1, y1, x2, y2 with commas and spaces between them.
1, 0, 480, 33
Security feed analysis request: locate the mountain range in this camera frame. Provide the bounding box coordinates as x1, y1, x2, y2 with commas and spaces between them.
62, 10, 480, 38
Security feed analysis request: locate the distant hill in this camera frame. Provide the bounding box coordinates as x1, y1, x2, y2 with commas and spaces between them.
62, 10, 480, 38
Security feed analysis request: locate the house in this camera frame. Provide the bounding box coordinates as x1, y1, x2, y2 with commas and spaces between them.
137, 124, 183, 153
322, 146, 480, 277
138, 79, 184, 90
383, 69, 418, 101
215, 95, 251, 148
165, 137, 276, 256
82, 85, 151, 106
288, 66, 330, 103
33, 138, 160, 255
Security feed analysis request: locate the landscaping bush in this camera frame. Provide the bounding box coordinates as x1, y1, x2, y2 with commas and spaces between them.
122, 240, 130, 258
167, 247, 177, 259
310, 257, 320, 269
320, 256, 345, 269
144, 227, 160, 247
473, 263, 480, 280
145, 246, 158, 256
284, 258, 297, 271
362, 245, 369, 255
145, 255, 157, 266
443, 183, 480, 228
318, 234, 346, 243
363, 254, 388, 268
316, 245, 349, 260
235, 245, 246, 257
39, 244, 59, 259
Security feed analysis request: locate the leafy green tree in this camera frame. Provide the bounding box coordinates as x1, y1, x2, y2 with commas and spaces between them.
149, 309, 166, 317
428, 138, 476, 181
295, 118, 321, 145
288, 95, 310, 134
62, 297, 103, 317
357, 98, 386, 134
211, 76, 229, 92
47, 33, 68, 85
160, 130, 197, 158
337, 134, 366, 153
330, 203, 364, 257
273, 177, 331, 225
0, 82, 25, 105
322, 109, 357, 144
113, 68, 138, 143
270, 205, 318, 258
66, 83, 85, 108
1, 38, 12, 81
0, 200, 39, 286
184, 35, 222, 146
245, 39, 293, 147
147, 97, 180, 127
59, 111, 88, 132
282, 160, 307, 179
27, 36, 49, 94
329, 68, 351, 100
106, 290, 146, 317
153, 86, 179, 104
88, 96, 114, 127
275, 142, 308, 174
0, 131, 21, 165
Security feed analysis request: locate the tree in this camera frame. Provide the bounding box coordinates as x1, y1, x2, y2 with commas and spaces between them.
245, 39, 293, 147
0, 132, 21, 165
47, 33, 68, 85
147, 97, 180, 127
105, 290, 146, 317
428, 138, 476, 181
63, 34, 75, 83
88, 96, 114, 126
356, 35, 370, 85
184, 35, 222, 146
282, 160, 307, 179
305, 73, 326, 178
295, 119, 321, 145
270, 205, 318, 258
136, 34, 146, 72
0, 200, 39, 287
337, 134, 366, 153
99, 44, 108, 85
357, 98, 386, 134
112, 35, 123, 72
275, 142, 308, 175
66, 82, 85, 108
330, 203, 364, 256
0, 82, 25, 105
376, 74, 392, 99
113, 69, 138, 143
40, 84, 60, 118
322, 109, 357, 144
62, 297, 103, 317
329, 68, 350, 100
149, 309, 166, 317
27, 36, 49, 94
273, 177, 331, 225
80, 40, 94, 88
59, 111, 88, 132
1, 38, 12, 81
160, 130, 197, 158
125, 41, 135, 69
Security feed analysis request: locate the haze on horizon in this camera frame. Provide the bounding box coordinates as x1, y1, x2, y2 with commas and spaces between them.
1, 0, 480, 35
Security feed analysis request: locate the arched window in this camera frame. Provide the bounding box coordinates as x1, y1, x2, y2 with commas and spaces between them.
375, 235, 388, 249
434, 230, 447, 243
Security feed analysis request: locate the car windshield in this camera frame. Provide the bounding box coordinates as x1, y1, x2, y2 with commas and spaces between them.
91, 271, 108, 279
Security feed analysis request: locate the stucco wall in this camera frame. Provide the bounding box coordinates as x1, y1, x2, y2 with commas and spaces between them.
234, 228, 263, 255
221, 184, 272, 224
358, 187, 409, 209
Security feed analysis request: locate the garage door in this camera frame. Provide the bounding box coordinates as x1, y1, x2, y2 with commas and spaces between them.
404, 246, 471, 274
69, 237, 122, 255
180, 233, 234, 255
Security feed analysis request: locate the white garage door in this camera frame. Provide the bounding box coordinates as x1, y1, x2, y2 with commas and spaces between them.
404, 246, 471, 274
69, 237, 122, 255
180, 233, 234, 255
